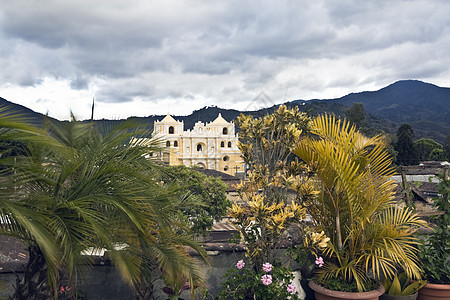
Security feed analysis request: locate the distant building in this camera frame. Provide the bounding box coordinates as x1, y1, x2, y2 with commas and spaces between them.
151, 113, 244, 176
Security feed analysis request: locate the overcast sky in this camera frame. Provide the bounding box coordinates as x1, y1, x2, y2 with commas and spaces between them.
1, 0, 449, 120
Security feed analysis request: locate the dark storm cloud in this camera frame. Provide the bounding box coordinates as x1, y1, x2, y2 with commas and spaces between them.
1, 0, 450, 117
95, 79, 156, 104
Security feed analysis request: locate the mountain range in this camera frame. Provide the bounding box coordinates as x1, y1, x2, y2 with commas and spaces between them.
1, 80, 449, 144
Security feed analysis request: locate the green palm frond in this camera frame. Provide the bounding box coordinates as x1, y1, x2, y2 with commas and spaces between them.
294, 114, 424, 291
1, 112, 205, 297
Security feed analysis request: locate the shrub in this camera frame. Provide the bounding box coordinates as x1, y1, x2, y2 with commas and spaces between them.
218, 261, 300, 300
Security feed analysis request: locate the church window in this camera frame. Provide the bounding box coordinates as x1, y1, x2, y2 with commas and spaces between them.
228, 141, 232, 148
197, 144, 203, 151
223, 156, 229, 162
174, 141, 178, 147
166, 141, 170, 147
223, 127, 228, 135
220, 141, 225, 148
224, 166, 229, 172
169, 126, 174, 134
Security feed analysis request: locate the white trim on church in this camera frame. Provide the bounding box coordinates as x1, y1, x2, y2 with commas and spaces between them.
152, 113, 244, 176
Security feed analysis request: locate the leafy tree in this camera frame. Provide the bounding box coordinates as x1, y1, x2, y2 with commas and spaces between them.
444, 132, 450, 161
293, 114, 425, 292
428, 148, 446, 161
414, 138, 443, 161
229, 105, 314, 269
0, 139, 26, 157
158, 165, 230, 235
345, 102, 366, 129
237, 104, 312, 204
394, 124, 419, 165
418, 175, 450, 284
0, 113, 205, 299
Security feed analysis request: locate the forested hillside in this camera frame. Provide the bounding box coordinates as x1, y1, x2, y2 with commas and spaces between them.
1, 80, 449, 143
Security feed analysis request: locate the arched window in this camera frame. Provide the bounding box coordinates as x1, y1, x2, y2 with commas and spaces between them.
197, 144, 202, 151
169, 126, 174, 134
223, 156, 229, 162
224, 166, 229, 172
227, 141, 232, 148
173, 141, 178, 147
166, 141, 170, 147
220, 141, 225, 148
223, 127, 228, 135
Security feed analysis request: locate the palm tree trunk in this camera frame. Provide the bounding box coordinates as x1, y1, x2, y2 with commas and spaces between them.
12, 245, 51, 300
336, 209, 343, 252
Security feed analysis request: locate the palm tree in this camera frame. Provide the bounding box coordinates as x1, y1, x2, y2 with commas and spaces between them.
293, 114, 426, 292
0, 112, 205, 299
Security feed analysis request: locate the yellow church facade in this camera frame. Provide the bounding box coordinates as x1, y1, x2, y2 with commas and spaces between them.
152, 113, 244, 176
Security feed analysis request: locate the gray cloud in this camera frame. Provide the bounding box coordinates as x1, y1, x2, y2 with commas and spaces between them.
1, 0, 450, 119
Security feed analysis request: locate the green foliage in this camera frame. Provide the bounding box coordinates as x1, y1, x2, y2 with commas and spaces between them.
418, 176, 450, 284
218, 262, 300, 300
444, 132, 450, 160
428, 148, 446, 161
0, 139, 27, 157
294, 114, 426, 292
314, 277, 379, 293
414, 138, 443, 161
237, 104, 311, 182
230, 105, 313, 267
287, 230, 329, 279
229, 194, 305, 268
395, 124, 419, 165
382, 273, 426, 295
158, 165, 230, 235
0, 112, 206, 299
345, 102, 366, 130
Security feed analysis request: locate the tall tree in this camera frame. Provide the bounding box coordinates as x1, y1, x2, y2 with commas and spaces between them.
428, 148, 446, 161
158, 165, 230, 235
345, 102, 366, 129
229, 105, 313, 268
0, 113, 205, 299
414, 138, 443, 161
394, 123, 419, 165
444, 131, 450, 161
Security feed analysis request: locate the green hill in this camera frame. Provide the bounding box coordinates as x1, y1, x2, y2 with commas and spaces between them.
1, 80, 449, 143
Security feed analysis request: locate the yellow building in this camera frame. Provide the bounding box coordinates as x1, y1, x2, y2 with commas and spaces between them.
152, 113, 244, 176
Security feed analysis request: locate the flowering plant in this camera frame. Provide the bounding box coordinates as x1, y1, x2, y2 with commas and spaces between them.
288, 229, 329, 279
218, 261, 300, 300
57, 285, 85, 300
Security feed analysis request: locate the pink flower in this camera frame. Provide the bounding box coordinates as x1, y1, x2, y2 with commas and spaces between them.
315, 256, 324, 267
287, 284, 296, 293
236, 260, 245, 269
261, 274, 272, 286
262, 262, 272, 272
